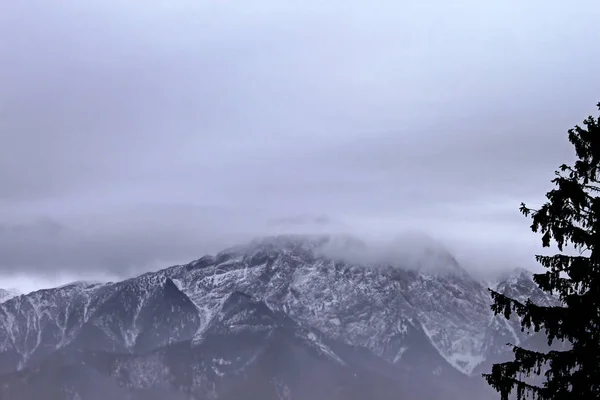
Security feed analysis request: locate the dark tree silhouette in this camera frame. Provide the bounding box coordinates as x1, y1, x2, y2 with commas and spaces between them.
483, 102, 600, 399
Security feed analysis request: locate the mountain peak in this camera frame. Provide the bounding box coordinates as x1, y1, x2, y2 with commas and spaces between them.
493, 267, 534, 287
212, 234, 368, 266
508, 266, 533, 277
56, 280, 104, 290
0, 288, 19, 303
220, 234, 330, 255
213, 233, 468, 277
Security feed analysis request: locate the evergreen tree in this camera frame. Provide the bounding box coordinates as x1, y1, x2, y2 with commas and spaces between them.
483, 102, 600, 399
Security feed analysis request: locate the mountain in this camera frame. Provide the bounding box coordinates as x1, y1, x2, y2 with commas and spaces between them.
0, 290, 19, 304
474, 267, 564, 379
0, 235, 557, 399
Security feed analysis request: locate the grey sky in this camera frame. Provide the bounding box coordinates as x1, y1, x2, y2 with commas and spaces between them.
1, 1, 599, 291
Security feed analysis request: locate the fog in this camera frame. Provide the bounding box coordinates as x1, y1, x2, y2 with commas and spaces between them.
1, 0, 599, 292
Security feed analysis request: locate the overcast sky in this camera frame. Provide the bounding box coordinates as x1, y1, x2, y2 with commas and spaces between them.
1, 1, 599, 292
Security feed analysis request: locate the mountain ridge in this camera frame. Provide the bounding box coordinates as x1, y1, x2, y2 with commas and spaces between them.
0, 234, 558, 399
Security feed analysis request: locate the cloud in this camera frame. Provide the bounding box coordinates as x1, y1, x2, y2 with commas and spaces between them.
1, 0, 599, 290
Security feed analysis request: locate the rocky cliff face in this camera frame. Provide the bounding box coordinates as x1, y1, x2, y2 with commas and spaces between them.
0, 235, 557, 400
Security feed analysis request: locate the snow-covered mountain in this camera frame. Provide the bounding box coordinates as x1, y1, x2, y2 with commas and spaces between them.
0, 235, 557, 400
0, 289, 19, 304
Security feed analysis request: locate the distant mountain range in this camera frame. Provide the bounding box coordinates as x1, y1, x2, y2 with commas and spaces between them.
0, 235, 558, 400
